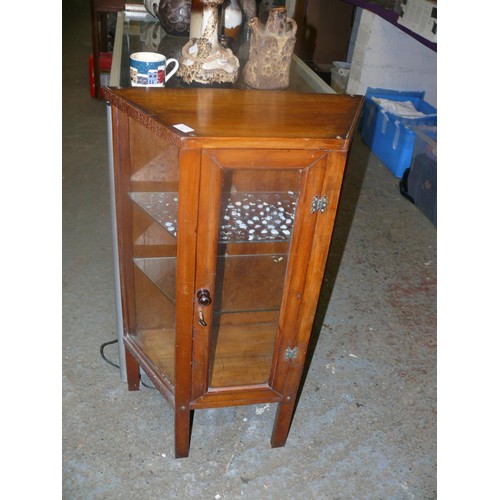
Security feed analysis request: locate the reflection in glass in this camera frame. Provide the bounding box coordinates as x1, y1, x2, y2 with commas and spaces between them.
127, 119, 179, 384
208, 169, 300, 388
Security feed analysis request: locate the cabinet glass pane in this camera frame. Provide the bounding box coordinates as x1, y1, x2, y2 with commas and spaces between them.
127, 119, 179, 384
208, 169, 301, 388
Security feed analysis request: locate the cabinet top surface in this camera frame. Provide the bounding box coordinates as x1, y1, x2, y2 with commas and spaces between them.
105, 87, 364, 148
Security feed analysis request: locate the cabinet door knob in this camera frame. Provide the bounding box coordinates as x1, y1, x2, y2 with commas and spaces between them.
196, 289, 212, 306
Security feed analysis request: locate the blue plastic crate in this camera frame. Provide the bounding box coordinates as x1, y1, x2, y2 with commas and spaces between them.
360, 88, 437, 178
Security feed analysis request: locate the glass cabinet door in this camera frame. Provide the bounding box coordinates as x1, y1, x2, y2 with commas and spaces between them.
124, 117, 179, 387
192, 149, 328, 398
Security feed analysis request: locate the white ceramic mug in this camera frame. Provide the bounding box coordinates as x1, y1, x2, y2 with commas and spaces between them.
129, 52, 179, 87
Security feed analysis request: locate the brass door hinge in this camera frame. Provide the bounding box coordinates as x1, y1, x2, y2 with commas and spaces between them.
311, 195, 328, 214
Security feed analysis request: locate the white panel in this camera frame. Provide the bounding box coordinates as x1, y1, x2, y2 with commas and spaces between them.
347, 9, 436, 108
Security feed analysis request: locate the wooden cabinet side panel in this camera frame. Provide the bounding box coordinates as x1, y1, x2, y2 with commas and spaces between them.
175, 148, 202, 409
269, 155, 327, 393
112, 107, 137, 336
174, 148, 202, 456
297, 151, 348, 343
275, 151, 349, 401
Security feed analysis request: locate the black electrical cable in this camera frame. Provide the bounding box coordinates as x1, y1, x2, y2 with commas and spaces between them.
100, 339, 120, 369
140, 377, 156, 389
99, 338, 156, 389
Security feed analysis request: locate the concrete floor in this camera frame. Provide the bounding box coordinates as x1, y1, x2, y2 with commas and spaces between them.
62, 1, 436, 497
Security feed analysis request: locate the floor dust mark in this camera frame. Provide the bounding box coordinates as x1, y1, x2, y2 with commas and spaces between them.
389, 278, 437, 298
255, 403, 270, 415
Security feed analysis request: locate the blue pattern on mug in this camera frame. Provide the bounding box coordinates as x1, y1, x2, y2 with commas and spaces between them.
130, 52, 179, 87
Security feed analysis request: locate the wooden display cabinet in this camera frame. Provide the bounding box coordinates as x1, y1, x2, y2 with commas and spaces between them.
104, 86, 363, 458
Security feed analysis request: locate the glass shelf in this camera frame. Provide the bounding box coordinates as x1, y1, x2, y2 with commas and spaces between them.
130, 192, 178, 237
220, 192, 297, 243
130, 191, 297, 243
134, 253, 287, 314
134, 257, 176, 303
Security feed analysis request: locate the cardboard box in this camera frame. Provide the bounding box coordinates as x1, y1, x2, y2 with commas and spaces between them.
397, 0, 437, 43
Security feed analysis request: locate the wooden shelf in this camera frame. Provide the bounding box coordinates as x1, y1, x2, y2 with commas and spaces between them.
133, 328, 175, 383
209, 322, 278, 388
131, 323, 277, 389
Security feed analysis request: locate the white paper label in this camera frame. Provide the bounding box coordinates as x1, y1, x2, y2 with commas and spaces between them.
173, 123, 195, 133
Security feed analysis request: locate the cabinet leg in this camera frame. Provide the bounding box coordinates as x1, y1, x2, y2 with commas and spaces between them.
174, 407, 193, 458
271, 401, 295, 448
125, 348, 140, 391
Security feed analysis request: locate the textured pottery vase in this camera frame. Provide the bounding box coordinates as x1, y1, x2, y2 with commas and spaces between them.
243, 6, 297, 90
157, 0, 191, 37
178, 0, 240, 86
